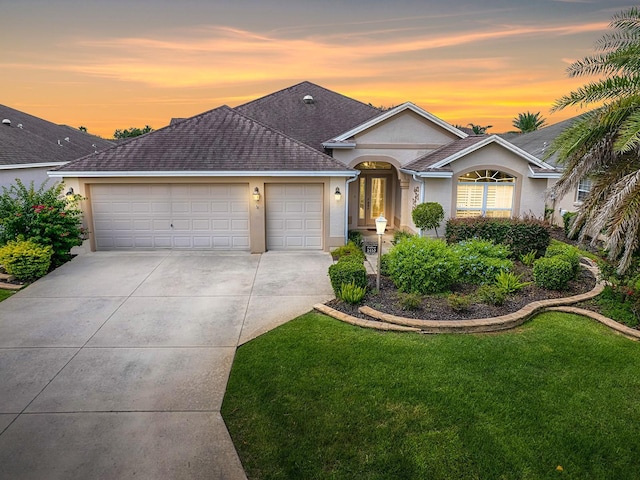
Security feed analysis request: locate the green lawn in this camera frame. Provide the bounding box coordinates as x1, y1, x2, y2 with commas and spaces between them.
0, 289, 14, 302
222, 312, 640, 480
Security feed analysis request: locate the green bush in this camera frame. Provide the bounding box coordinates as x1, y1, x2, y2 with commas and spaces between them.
447, 293, 471, 312
379, 253, 390, 276
385, 237, 460, 294
339, 281, 367, 305
412, 202, 445, 237
0, 238, 53, 280
331, 241, 365, 262
520, 250, 537, 267
398, 292, 423, 310
545, 242, 581, 278
0, 180, 83, 267
494, 271, 531, 295
475, 284, 507, 306
391, 230, 414, 245
328, 258, 367, 297
533, 256, 574, 290
347, 230, 364, 249
451, 239, 512, 284
445, 217, 550, 257
562, 211, 579, 239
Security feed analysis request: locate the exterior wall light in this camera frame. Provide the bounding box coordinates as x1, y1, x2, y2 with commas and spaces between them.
334, 186, 342, 201
253, 187, 261, 202
65, 187, 75, 201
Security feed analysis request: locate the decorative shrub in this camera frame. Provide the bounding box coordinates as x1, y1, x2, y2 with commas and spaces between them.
520, 250, 537, 267
379, 253, 390, 276
347, 230, 364, 250
447, 293, 471, 312
545, 242, 581, 278
328, 258, 367, 297
494, 271, 531, 295
475, 284, 507, 306
385, 237, 460, 294
0, 238, 53, 280
445, 217, 550, 257
398, 292, 423, 310
451, 239, 512, 284
562, 211, 579, 239
391, 230, 414, 245
0, 180, 83, 267
331, 241, 365, 262
339, 281, 367, 305
412, 202, 445, 237
533, 256, 574, 290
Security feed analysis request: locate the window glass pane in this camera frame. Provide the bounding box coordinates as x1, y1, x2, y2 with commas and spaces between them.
370, 178, 386, 219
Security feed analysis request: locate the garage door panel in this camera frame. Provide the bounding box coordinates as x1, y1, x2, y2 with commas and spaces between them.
266, 184, 323, 251
92, 184, 249, 251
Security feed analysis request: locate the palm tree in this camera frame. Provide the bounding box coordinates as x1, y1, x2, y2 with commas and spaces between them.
467, 123, 493, 135
512, 112, 547, 133
549, 6, 640, 274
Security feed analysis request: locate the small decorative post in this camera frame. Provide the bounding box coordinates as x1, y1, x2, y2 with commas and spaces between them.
375, 214, 387, 291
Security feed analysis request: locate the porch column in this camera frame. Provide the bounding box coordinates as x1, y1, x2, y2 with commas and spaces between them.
399, 172, 411, 229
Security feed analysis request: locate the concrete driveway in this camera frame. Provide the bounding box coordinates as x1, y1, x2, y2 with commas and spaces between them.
0, 251, 334, 479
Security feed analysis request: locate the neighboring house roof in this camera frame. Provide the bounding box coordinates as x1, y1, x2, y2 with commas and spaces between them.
51, 105, 356, 177
402, 135, 561, 178
506, 117, 578, 166
324, 102, 467, 148
0, 104, 114, 168
235, 81, 381, 151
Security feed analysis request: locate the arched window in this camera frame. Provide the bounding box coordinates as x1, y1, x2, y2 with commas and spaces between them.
456, 169, 515, 218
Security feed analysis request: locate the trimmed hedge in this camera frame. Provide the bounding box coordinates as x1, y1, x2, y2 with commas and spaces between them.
328, 257, 367, 297
445, 217, 551, 257
533, 256, 574, 290
331, 241, 365, 262
0, 239, 53, 280
385, 237, 460, 294
545, 243, 581, 278
451, 239, 512, 284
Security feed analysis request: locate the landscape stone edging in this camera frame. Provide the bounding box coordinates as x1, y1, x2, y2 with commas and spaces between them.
316, 260, 615, 335
546, 306, 640, 341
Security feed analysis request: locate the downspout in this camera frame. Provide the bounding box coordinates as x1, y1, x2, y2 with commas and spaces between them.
344, 173, 360, 243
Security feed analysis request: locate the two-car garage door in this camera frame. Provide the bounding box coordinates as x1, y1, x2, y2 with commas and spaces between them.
91, 183, 324, 251
91, 184, 251, 250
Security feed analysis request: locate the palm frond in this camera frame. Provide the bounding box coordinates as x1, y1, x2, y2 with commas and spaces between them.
614, 108, 640, 152
552, 76, 640, 110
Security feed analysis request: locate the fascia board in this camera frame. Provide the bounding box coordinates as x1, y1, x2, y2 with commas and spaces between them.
399, 168, 453, 178
321, 142, 357, 149
47, 170, 358, 178
0, 161, 67, 170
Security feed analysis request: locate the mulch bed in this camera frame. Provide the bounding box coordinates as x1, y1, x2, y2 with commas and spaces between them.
327, 261, 599, 322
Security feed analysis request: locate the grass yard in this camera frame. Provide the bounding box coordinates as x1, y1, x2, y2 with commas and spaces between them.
0, 289, 14, 302
222, 312, 640, 480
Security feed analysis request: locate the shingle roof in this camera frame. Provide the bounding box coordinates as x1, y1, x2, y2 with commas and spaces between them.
54, 105, 355, 174
235, 81, 382, 151
506, 117, 578, 166
0, 104, 114, 166
404, 136, 488, 171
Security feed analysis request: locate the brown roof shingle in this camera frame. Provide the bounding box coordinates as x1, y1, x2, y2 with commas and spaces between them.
236, 81, 382, 151
54, 105, 355, 173
404, 136, 488, 172
0, 104, 114, 166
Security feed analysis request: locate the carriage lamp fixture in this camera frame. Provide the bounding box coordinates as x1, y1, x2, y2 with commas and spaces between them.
252, 187, 261, 207
334, 187, 342, 201
65, 187, 75, 200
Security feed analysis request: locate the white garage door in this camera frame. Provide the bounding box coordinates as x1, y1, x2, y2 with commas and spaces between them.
266, 184, 323, 250
91, 184, 250, 250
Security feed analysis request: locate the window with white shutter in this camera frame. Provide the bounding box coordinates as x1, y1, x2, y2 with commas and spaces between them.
456, 170, 515, 218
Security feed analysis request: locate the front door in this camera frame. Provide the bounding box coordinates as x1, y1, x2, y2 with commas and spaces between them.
358, 175, 390, 227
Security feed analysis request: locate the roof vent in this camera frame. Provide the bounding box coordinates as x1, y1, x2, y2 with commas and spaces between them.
57, 140, 63, 146
2, 119, 10, 126
303, 95, 314, 104
64, 137, 70, 142
17, 123, 23, 129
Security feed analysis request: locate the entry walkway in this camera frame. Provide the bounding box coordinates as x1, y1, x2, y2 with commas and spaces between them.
0, 251, 334, 479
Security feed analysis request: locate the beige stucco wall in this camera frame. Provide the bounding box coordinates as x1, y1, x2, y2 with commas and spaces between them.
546, 177, 582, 227
0, 166, 65, 191
60, 176, 348, 253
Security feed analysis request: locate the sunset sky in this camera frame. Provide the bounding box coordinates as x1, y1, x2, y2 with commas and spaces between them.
1, 0, 633, 138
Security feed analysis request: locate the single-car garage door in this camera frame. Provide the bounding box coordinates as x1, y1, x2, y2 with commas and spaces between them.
266, 184, 323, 250
91, 184, 250, 250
